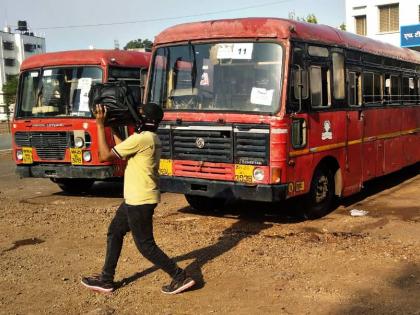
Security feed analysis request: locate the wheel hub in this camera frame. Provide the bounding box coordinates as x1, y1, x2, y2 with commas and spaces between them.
315, 175, 329, 203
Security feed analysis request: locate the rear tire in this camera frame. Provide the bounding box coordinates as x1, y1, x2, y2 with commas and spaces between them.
303, 165, 335, 219
52, 178, 94, 194
185, 194, 225, 212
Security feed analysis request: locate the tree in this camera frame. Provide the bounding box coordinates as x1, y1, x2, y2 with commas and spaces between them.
339, 23, 346, 31
295, 13, 318, 24
2, 75, 18, 106
123, 38, 153, 52
304, 14, 318, 24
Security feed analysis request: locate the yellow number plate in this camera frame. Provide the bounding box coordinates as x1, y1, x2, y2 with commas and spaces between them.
22, 147, 33, 164
159, 159, 173, 176
70, 148, 83, 165
234, 164, 254, 183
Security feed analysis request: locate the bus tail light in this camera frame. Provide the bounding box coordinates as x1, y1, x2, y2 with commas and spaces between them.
16, 150, 23, 160
271, 167, 282, 184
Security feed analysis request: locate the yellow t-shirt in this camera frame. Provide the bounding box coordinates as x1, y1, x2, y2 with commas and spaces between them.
112, 131, 161, 205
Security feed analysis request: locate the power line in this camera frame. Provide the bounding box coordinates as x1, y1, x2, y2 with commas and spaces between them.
31, 0, 293, 30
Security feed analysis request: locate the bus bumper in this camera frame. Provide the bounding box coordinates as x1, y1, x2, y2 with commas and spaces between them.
160, 176, 288, 202
15, 164, 115, 179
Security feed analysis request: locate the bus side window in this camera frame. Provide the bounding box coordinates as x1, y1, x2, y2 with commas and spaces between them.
402, 77, 416, 104
363, 72, 381, 105
310, 66, 331, 108
390, 75, 401, 105
332, 52, 345, 100
348, 71, 361, 107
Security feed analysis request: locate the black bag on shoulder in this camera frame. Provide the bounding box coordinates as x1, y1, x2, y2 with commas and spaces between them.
88, 81, 140, 126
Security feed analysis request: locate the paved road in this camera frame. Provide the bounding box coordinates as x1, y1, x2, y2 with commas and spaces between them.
0, 134, 11, 151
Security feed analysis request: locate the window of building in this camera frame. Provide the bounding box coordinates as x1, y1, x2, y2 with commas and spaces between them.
24, 43, 36, 52
2, 41, 14, 50
379, 4, 399, 33
4, 58, 16, 67
355, 15, 367, 36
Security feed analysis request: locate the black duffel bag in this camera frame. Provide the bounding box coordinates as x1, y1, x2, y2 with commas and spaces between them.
88, 81, 140, 126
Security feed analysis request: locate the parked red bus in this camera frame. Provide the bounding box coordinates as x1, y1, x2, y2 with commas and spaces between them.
12, 49, 150, 193
147, 18, 420, 218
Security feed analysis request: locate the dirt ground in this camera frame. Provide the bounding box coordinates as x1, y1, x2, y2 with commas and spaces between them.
0, 153, 419, 315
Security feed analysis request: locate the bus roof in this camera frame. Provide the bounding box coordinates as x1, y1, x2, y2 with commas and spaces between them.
20, 49, 151, 71
154, 18, 420, 64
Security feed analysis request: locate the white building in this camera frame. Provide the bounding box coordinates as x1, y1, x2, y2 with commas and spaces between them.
346, 0, 420, 50
0, 22, 46, 113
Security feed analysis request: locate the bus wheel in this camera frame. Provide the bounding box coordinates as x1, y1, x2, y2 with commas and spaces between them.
52, 178, 94, 194
185, 194, 225, 212
304, 165, 335, 219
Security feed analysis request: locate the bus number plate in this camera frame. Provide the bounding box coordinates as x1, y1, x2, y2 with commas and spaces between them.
22, 147, 33, 164
70, 148, 83, 165
159, 159, 173, 176
235, 164, 254, 183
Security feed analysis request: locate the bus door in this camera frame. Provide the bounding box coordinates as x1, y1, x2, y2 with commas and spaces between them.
345, 69, 364, 195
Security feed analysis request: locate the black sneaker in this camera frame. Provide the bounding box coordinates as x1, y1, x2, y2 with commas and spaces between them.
161, 276, 196, 295
81, 275, 114, 293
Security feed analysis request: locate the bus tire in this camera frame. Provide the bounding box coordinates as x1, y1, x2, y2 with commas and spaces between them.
303, 165, 335, 219
185, 194, 225, 212
52, 178, 94, 194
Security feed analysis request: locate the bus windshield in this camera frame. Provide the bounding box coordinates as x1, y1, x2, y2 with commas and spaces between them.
149, 42, 283, 113
17, 66, 102, 118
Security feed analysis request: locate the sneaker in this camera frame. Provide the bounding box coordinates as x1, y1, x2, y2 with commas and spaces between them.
81, 275, 114, 293
161, 276, 196, 295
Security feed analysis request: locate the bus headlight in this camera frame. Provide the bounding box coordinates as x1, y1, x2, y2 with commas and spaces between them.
83, 151, 92, 162
16, 150, 23, 160
74, 137, 84, 148
253, 168, 265, 181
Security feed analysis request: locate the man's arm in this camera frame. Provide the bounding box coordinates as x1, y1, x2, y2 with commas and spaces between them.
111, 127, 123, 145
95, 105, 117, 162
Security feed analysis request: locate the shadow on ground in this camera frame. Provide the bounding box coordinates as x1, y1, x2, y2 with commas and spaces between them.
332, 263, 420, 315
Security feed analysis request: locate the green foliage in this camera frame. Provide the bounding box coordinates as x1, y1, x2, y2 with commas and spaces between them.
305, 14, 318, 24
339, 23, 346, 31
2, 75, 18, 105
123, 38, 153, 52
296, 13, 318, 24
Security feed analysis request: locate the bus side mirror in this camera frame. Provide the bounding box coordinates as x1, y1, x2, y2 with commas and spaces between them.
292, 65, 308, 113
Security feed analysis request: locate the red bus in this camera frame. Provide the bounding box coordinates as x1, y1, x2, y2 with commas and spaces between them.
12, 49, 150, 193
147, 18, 420, 218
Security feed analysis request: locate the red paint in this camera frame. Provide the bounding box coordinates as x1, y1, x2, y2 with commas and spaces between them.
151, 18, 420, 201
13, 50, 150, 179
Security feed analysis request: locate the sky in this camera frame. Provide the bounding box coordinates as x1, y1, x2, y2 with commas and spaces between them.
1, 0, 345, 52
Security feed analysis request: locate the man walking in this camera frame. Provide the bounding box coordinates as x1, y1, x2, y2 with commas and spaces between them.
81, 103, 195, 294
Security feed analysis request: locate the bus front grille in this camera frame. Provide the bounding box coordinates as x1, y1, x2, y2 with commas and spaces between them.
15, 132, 70, 160
172, 128, 233, 163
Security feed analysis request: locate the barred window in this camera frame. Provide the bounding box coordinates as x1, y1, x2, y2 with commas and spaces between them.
379, 4, 399, 33
355, 15, 367, 36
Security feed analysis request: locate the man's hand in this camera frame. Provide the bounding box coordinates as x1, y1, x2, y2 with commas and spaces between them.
95, 104, 107, 126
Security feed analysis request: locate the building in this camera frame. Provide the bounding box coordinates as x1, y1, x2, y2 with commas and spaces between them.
346, 0, 420, 50
0, 21, 46, 116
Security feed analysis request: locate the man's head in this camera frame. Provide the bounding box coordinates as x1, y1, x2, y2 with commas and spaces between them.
137, 102, 164, 132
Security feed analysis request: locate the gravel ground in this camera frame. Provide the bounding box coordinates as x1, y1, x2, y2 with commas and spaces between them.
0, 155, 419, 315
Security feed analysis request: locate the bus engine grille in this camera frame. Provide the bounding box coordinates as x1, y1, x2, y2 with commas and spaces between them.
172, 128, 233, 163
14, 132, 70, 160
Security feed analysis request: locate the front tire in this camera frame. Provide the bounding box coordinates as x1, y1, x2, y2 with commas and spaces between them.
185, 194, 225, 212
303, 165, 335, 219
51, 178, 94, 194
